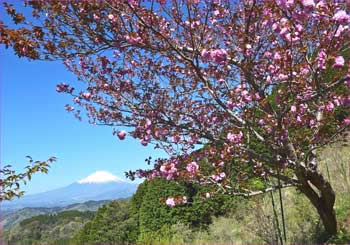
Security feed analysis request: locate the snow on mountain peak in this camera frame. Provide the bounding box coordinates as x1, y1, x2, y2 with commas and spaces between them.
78, 171, 124, 184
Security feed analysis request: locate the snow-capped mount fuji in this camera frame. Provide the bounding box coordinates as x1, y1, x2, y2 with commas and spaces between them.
78, 171, 124, 184
1, 171, 139, 211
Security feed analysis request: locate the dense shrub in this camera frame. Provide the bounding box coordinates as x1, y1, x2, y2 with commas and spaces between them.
72, 200, 137, 245
134, 178, 239, 244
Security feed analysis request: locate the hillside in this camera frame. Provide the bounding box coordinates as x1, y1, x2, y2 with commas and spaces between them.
1, 210, 95, 245
0, 200, 110, 231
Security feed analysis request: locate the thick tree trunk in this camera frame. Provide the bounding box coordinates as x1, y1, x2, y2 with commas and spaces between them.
300, 182, 337, 236
295, 166, 337, 237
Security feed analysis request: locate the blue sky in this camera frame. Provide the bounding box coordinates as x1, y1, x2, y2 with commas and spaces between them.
0, 46, 169, 194
0, 3, 166, 194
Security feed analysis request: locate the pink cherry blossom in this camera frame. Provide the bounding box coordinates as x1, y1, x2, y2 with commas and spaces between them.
274, 52, 281, 60
65, 105, 74, 112
226, 100, 235, 109
316, 0, 326, 9
56, 83, 69, 93
93, 13, 100, 20
302, 0, 315, 8
145, 120, 152, 128
300, 67, 310, 75
186, 161, 199, 175
81, 92, 92, 100
300, 103, 308, 114
333, 98, 341, 107
128, 0, 139, 7
125, 34, 142, 45
326, 102, 334, 112
211, 174, 220, 181
117, 130, 126, 140
160, 162, 177, 176
310, 119, 316, 128
286, 0, 294, 7
140, 139, 148, 146
227, 131, 243, 144
291, 105, 297, 112
296, 116, 302, 123
211, 172, 225, 182
210, 49, 227, 64
201, 48, 228, 64
264, 51, 272, 58
295, 24, 303, 33
201, 49, 211, 61
335, 25, 347, 37
333, 10, 350, 24
166, 197, 176, 207
333, 56, 345, 69
317, 49, 327, 69
344, 118, 350, 125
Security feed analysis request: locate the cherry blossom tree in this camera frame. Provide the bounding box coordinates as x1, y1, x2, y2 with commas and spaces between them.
1, 0, 349, 236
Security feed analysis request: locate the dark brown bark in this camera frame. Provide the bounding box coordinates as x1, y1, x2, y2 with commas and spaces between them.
295, 166, 337, 237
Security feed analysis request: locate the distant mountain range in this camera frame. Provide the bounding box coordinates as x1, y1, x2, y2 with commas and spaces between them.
0, 200, 111, 231
1, 171, 139, 211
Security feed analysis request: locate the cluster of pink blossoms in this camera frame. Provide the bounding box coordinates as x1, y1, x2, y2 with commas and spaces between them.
211, 172, 226, 182
317, 49, 327, 69
333, 10, 350, 23
81, 92, 92, 100
134, 120, 153, 146
334, 56, 345, 69
271, 17, 302, 43
160, 162, 177, 180
165, 196, 187, 207
165, 197, 175, 207
65, 104, 74, 112
201, 49, 228, 65
56, 83, 70, 93
125, 34, 142, 45
186, 161, 199, 176
227, 131, 243, 144
226, 83, 260, 109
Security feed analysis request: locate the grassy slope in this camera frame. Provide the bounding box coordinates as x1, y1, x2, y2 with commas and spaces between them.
144, 142, 350, 245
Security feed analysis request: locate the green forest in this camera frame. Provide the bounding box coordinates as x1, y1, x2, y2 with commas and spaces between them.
2, 143, 350, 245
